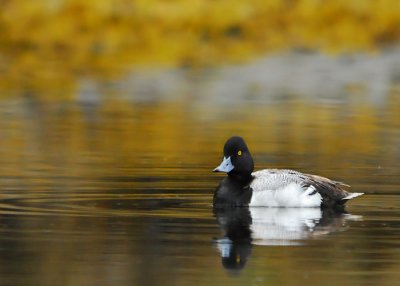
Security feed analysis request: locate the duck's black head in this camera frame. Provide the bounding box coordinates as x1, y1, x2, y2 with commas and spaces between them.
213, 136, 254, 182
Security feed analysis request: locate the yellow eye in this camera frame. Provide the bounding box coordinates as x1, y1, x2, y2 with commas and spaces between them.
237, 150, 242, 156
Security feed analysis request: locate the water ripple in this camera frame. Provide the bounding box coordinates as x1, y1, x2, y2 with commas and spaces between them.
0, 191, 212, 218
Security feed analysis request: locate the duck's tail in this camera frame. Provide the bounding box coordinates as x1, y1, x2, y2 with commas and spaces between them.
342, 192, 364, 201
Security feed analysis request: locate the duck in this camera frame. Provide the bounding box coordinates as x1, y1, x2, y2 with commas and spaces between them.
213, 136, 363, 210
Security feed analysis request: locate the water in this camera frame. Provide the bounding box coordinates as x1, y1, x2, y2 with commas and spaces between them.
0, 79, 399, 285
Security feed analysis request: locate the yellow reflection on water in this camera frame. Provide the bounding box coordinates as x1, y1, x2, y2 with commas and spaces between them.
0, 96, 398, 199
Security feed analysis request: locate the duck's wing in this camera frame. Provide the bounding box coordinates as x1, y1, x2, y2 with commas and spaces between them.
252, 169, 351, 199
251, 169, 309, 190
304, 173, 350, 198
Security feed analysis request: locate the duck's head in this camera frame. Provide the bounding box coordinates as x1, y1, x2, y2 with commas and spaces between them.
213, 136, 254, 181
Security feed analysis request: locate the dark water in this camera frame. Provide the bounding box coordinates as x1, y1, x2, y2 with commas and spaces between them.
0, 92, 399, 286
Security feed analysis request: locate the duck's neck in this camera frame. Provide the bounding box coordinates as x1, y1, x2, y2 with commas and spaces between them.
228, 172, 253, 186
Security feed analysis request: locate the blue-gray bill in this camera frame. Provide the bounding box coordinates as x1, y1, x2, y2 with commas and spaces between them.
213, 156, 234, 173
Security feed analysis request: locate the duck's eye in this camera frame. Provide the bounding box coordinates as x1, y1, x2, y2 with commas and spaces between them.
237, 150, 242, 156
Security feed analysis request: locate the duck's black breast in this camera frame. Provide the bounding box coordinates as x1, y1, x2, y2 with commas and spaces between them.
213, 177, 253, 208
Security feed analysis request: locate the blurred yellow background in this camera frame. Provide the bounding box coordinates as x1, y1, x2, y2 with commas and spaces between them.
1, 0, 400, 97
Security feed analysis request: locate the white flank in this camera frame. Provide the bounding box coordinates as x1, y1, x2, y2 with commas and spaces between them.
342, 192, 364, 200
249, 182, 322, 207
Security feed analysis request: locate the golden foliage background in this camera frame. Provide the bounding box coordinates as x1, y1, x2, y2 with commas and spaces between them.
0, 0, 400, 94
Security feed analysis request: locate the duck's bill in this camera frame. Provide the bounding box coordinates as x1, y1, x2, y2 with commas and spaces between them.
213, 156, 234, 173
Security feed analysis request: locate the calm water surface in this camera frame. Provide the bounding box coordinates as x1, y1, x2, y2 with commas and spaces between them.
0, 93, 399, 286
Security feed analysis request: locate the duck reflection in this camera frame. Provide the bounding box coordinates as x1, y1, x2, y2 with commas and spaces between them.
214, 207, 361, 271
214, 208, 253, 272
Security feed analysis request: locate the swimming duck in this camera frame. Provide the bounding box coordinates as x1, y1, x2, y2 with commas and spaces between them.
213, 136, 363, 209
